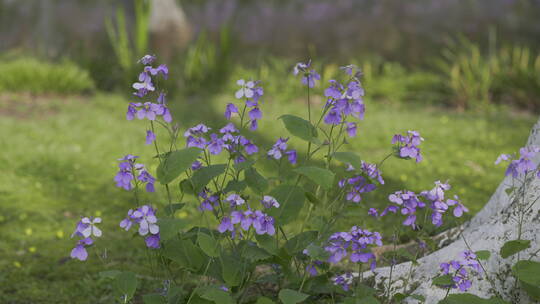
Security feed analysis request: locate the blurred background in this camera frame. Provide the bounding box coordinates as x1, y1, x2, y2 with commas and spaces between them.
1, 0, 539, 302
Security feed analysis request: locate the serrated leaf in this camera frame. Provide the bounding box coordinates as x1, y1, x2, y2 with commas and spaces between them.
500, 239, 531, 258
245, 167, 268, 194
164, 203, 185, 216
294, 166, 335, 190
475, 250, 491, 261
191, 164, 227, 193
278, 289, 309, 304
432, 274, 453, 287
267, 185, 306, 225
113, 271, 138, 301
159, 218, 186, 241
279, 114, 319, 144
333, 151, 362, 171
157, 147, 201, 184
197, 232, 220, 258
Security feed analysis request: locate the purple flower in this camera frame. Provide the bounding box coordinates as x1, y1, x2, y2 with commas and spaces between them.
360, 161, 384, 184
235, 79, 255, 99
286, 150, 297, 164
261, 196, 280, 209
208, 134, 225, 155
325, 227, 382, 266
119, 209, 134, 231
333, 273, 354, 291
293, 60, 320, 88
323, 108, 342, 125
70, 238, 93, 261
191, 161, 202, 170
225, 103, 239, 120
383, 190, 425, 227
249, 107, 262, 120
226, 194, 245, 207
346, 122, 357, 137
392, 131, 424, 163
306, 264, 318, 276
114, 155, 155, 192
138, 54, 156, 65
218, 217, 234, 233
496, 146, 540, 178
345, 176, 376, 203
253, 211, 276, 235
368, 208, 378, 217
324, 80, 344, 99
198, 190, 220, 211
145, 234, 160, 249
132, 205, 159, 236
220, 210, 276, 236
438, 251, 482, 292
146, 130, 156, 145
447, 195, 469, 217
126, 102, 172, 123
79, 217, 102, 238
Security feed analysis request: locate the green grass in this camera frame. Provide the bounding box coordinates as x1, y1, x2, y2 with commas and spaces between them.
0, 87, 535, 302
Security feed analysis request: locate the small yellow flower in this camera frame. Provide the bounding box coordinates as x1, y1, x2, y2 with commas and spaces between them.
95, 210, 102, 217
13, 261, 21, 268
29, 247, 36, 253
25, 228, 33, 236
178, 211, 188, 219
56, 230, 64, 239
400, 174, 408, 182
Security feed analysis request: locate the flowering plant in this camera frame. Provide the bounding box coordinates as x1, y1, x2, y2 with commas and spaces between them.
68, 55, 536, 303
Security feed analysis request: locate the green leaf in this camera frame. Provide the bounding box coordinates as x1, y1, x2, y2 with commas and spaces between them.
293, 166, 335, 190
267, 185, 306, 225
410, 294, 426, 302
438, 294, 510, 304
234, 159, 255, 172
221, 255, 243, 287
512, 260, 540, 286
164, 203, 185, 216
113, 271, 138, 301
191, 164, 227, 193
197, 232, 220, 258
245, 167, 269, 194
143, 293, 166, 304
157, 147, 201, 184
279, 114, 319, 144
500, 239, 531, 258
285, 231, 318, 255
432, 274, 453, 287
519, 280, 540, 301
304, 243, 330, 261
355, 283, 376, 298
504, 186, 516, 196
180, 178, 195, 195
256, 234, 279, 255
357, 296, 381, 304
99, 270, 121, 279
332, 152, 362, 171
162, 239, 206, 272
256, 297, 275, 304
199, 286, 234, 304
475, 250, 491, 261
278, 289, 309, 304
158, 218, 186, 241
223, 180, 247, 193
239, 241, 272, 261
304, 192, 321, 205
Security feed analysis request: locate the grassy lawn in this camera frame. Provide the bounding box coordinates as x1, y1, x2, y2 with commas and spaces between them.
0, 90, 535, 303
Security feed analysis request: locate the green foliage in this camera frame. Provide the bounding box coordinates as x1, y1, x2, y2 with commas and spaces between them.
156, 147, 202, 184
197, 232, 220, 258
278, 289, 309, 304
113, 271, 139, 301
500, 239, 531, 258
293, 166, 335, 190
245, 167, 269, 194
279, 114, 319, 143
0, 57, 94, 94
475, 250, 491, 260
333, 152, 363, 172
431, 274, 453, 287
267, 185, 306, 225
190, 164, 227, 192
159, 218, 186, 241
162, 239, 206, 272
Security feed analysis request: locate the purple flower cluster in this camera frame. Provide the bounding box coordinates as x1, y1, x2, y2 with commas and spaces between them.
323, 65, 365, 126
114, 155, 155, 192
226, 79, 264, 130
373, 181, 468, 228
392, 131, 424, 162
333, 272, 355, 291
70, 217, 102, 261
439, 250, 482, 291
339, 176, 376, 203
267, 138, 297, 164
119, 205, 160, 249
324, 226, 382, 270
495, 146, 540, 178
184, 123, 258, 163
198, 188, 221, 211
126, 102, 172, 123
360, 161, 385, 184
293, 60, 321, 88
218, 209, 276, 236
132, 55, 168, 98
